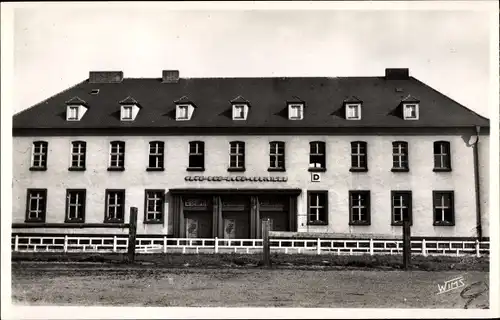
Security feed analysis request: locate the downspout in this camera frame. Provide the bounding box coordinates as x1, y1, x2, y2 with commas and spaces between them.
473, 125, 482, 240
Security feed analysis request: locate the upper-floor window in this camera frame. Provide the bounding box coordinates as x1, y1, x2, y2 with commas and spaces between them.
229, 141, 245, 171
108, 141, 125, 171
269, 141, 285, 171
232, 104, 248, 120
288, 103, 304, 120
69, 141, 86, 171
433, 141, 451, 172
433, 191, 455, 226
392, 141, 408, 172
176, 104, 196, 121
65, 189, 86, 223
350, 141, 368, 172
391, 191, 412, 226
25, 189, 47, 223
30, 141, 48, 171
309, 141, 326, 171
65, 97, 88, 121
403, 103, 419, 120
307, 191, 328, 225
144, 190, 165, 224
104, 189, 125, 223
67, 106, 79, 121
147, 141, 164, 171
121, 105, 133, 121
349, 190, 371, 225
188, 141, 205, 171
346, 103, 361, 120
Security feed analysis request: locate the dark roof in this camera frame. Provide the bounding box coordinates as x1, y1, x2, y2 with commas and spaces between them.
13, 75, 489, 131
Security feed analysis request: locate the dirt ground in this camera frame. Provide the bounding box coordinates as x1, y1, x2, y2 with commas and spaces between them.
11, 262, 489, 308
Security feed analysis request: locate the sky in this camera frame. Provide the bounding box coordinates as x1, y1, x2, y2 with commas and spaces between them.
10, 3, 495, 117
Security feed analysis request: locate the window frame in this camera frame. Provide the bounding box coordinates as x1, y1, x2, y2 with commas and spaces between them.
350, 141, 368, 172
187, 141, 205, 171
391, 141, 409, 172
391, 191, 412, 226
345, 103, 362, 120
432, 191, 455, 226
68, 141, 87, 171
288, 103, 304, 120
307, 190, 328, 225
120, 105, 134, 121
104, 189, 126, 223
30, 141, 48, 171
108, 141, 125, 171
147, 141, 165, 171
176, 104, 190, 121
67, 105, 80, 121
349, 190, 371, 225
232, 104, 248, 120
228, 141, 246, 172
268, 141, 286, 172
65, 189, 86, 223
308, 141, 326, 172
144, 189, 165, 224
25, 188, 47, 223
433, 141, 452, 172
403, 103, 419, 120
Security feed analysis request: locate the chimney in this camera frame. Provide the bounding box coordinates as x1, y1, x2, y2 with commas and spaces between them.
162, 70, 180, 83
89, 71, 124, 83
385, 68, 409, 80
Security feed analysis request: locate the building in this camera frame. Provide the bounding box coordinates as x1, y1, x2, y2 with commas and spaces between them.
12, 68, 490, 240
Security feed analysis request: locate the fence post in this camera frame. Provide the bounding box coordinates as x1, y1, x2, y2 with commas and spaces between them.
475, 240, 480, 258
262, 218, 271, 267
317, 238, 321, 255
14, 235, 19, 252
402, 219, 411, 270
369, 238, 374, 256
422, 239, 427, 257
64, 235, 68, 253
127, 207, 138, 263
113, 236, 117, 253
163, 236, 167, 254
215, 237, 219, 254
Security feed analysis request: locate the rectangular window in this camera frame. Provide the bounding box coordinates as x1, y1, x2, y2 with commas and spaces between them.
109, 141, 125, 170
31, 141, 48, 170
69, 141, 86, 170
307, 191, 328, 225
176, 105, 189, 120
433, 141, 451, 171
144, 190, 165, 223
105, 190, 125, 223
188, 141, 205, 171
229, 141, 245, 171
350, 141, 368, 171
269, 141, 285, 171
309, 141, 326, 171
288, 104, 303, 120
392, 141, 409, 171
121, 106, 133, 120
67, 106, 79, 120
148, 141, 165, 170
25, 189, 47, 222
391, 191, 412, 226
403, 104, 419, 120
433, 191, 455, 226
65, 189, 86, 223
232, 105, 246, 120
346, 104, 361, 120
349, 191, 370, 225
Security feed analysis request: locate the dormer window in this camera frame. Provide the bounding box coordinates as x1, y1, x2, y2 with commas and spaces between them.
288, 104, 304, 120
119, 97, 140, 122
67, 106, 79, 121
403, 103, 419, 120
176, 104, 190, 120
346, 103, 361, 120
121, 106, 133, 121
232, 104, 248, 120
65, 97, 88, 121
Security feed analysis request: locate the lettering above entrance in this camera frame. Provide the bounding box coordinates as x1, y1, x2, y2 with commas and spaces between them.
183, 198, 211, 210
185, 176, 288, 182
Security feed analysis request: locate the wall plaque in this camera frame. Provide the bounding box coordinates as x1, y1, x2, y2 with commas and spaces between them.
185, 176, 288, 182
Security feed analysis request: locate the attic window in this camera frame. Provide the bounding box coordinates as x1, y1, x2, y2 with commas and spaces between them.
176, 104, 193, 121
121, 105, 133, 121
403, 103, 419, 120
346, 103, 361, 120
232, 104, 248, 120
288, 103, 304, 120
67, 106, 79, 121
91, 89, 100, 95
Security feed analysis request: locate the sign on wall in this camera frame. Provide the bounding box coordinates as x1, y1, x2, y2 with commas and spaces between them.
185, 176, 288, 182
311, 172, 321, 182
186, 218, 198, 238
224, 219, 236, 239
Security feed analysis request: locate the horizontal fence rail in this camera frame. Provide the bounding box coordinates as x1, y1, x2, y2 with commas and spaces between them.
11, 235, 490, 257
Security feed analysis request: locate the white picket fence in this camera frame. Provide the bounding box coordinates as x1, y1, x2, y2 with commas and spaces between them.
11, 235, 490, 257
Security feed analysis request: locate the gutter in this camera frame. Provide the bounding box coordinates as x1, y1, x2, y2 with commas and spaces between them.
473, 125, 482, 240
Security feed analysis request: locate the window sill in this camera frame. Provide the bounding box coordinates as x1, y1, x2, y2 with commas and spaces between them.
268, 168, 286, 172
186, 167, 205, 172
64, 219, 85, 224
104, 220, 125, 224
29, 167, 47, 171
349, 221, 371, 226
143, 220, 164, 225
308, 167, 326, 172
391, 222, 413, 226
107, 167, 125, 172
24, 220, 45, 223
391, 167, 409, 173
228, 167, 245, 172
349, 168, 368, 173
68, 167, 86, 171
307, 221, 328, 226
433, 221, 455, 227
146, 167, 165, 172
433, 168, 452, 172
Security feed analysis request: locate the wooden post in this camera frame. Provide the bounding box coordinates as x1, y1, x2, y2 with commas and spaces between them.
64, 235, 68, 253
113, 236, 117, 253
14, 235, 19, 252
422, 238, 427, 257
127, 207, 138, 263
317, 238, 321, 255
262, 218, 271, 267
402, 219, 411, 270
475, 240, 480, 258
163, 236, 167, 254
214, 237, 219, 254
369, 238, 374, 256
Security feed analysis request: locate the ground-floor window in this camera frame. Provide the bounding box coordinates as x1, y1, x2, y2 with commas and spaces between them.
144, 190, 165, 223
25, 189, 47, 222
349, 190, 370, 225
105, 189, 125, 223
307, 191, 328, 225
391, 191, 412, 226
65, 189, 86, 223
433, 191, 455, 226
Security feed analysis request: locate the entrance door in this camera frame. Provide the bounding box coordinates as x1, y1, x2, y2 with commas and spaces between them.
259, 195, 290, 232
221, 196, 250, 239
185, 211, 212, 238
